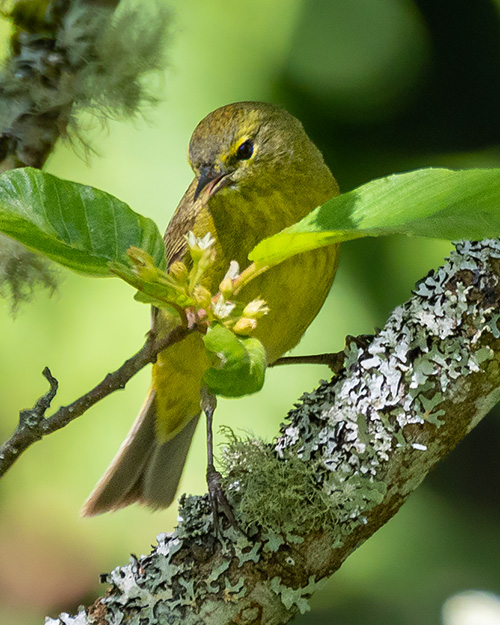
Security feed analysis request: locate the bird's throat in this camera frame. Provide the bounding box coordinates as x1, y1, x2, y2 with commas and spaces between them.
207, 186, 292, 270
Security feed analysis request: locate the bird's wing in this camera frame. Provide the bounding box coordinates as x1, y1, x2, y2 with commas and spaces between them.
164, 178, 199, 267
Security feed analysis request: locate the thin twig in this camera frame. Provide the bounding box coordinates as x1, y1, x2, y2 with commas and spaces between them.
270, 352, 345, 373
0, 324, 192, 478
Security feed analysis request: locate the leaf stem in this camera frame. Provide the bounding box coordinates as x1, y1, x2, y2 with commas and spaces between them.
232, 262, 270, 296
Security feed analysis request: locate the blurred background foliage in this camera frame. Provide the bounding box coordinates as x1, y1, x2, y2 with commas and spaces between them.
0, 0, 499, 623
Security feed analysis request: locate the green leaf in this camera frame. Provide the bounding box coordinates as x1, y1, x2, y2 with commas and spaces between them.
202, 324, 267, 398
109, 261, 194, 310
249, 167, 500, 267
0, 167, 166, 276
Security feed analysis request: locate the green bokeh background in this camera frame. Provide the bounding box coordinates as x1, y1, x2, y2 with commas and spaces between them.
0, 1, 499, 624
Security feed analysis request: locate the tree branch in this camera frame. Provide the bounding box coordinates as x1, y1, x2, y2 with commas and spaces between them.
0, 0, 111, 171
0, 0, 168, 171
42, 238, 500, 625
0, 325, 191, 479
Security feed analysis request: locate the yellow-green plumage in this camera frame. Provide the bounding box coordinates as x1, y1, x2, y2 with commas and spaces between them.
82, 102, 339, 516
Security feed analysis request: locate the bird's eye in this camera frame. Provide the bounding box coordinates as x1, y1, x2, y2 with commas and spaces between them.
236, 140, 254, 160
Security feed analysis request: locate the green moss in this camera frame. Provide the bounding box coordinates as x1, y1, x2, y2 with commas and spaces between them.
220, 429, 339, 534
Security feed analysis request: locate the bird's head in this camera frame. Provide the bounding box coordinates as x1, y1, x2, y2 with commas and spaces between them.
188, 101, 315, 202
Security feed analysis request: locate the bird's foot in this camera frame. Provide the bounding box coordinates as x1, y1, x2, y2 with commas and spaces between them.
269, 336, 376, 374
345, 333, 374, 351
206, 465, 241, 537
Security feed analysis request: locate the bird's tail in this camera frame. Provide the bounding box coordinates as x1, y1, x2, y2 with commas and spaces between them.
81, 388, 200, 516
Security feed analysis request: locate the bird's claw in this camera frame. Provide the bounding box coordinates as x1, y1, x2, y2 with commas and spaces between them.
206, 466, 241, 537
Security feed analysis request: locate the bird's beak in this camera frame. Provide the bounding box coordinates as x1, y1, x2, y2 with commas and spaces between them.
193, 165, 230, 202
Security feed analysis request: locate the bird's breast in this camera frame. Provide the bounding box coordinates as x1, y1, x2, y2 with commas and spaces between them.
196, 182, 339, 362
206, 185, 308, 270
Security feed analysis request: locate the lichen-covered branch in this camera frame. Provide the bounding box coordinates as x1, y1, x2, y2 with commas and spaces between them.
0, 325, 191, 478
44, 238, 500, 625
0, 0, 169, 170
0, 0, 170, 310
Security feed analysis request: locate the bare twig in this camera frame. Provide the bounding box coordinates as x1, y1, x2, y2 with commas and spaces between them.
0, 324, 192, 478
270, 336, 374, 372
270, 351, 345, 372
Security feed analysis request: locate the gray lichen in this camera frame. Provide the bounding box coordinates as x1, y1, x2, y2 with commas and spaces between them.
45, 610, 88, 625
265, 239, 500, 527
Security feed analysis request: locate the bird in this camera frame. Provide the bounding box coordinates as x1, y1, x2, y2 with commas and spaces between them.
82, 101, 340, 517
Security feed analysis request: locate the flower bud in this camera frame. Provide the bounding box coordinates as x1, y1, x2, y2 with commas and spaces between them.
193, 285, 212, 309
169, 261, 188, 283
242, 298, 270, 319
127, 246, 158, 281
219, 277, 234, 298
223, 260, 240, 280
212, 296, 236, 319
233, 317, 258, 335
